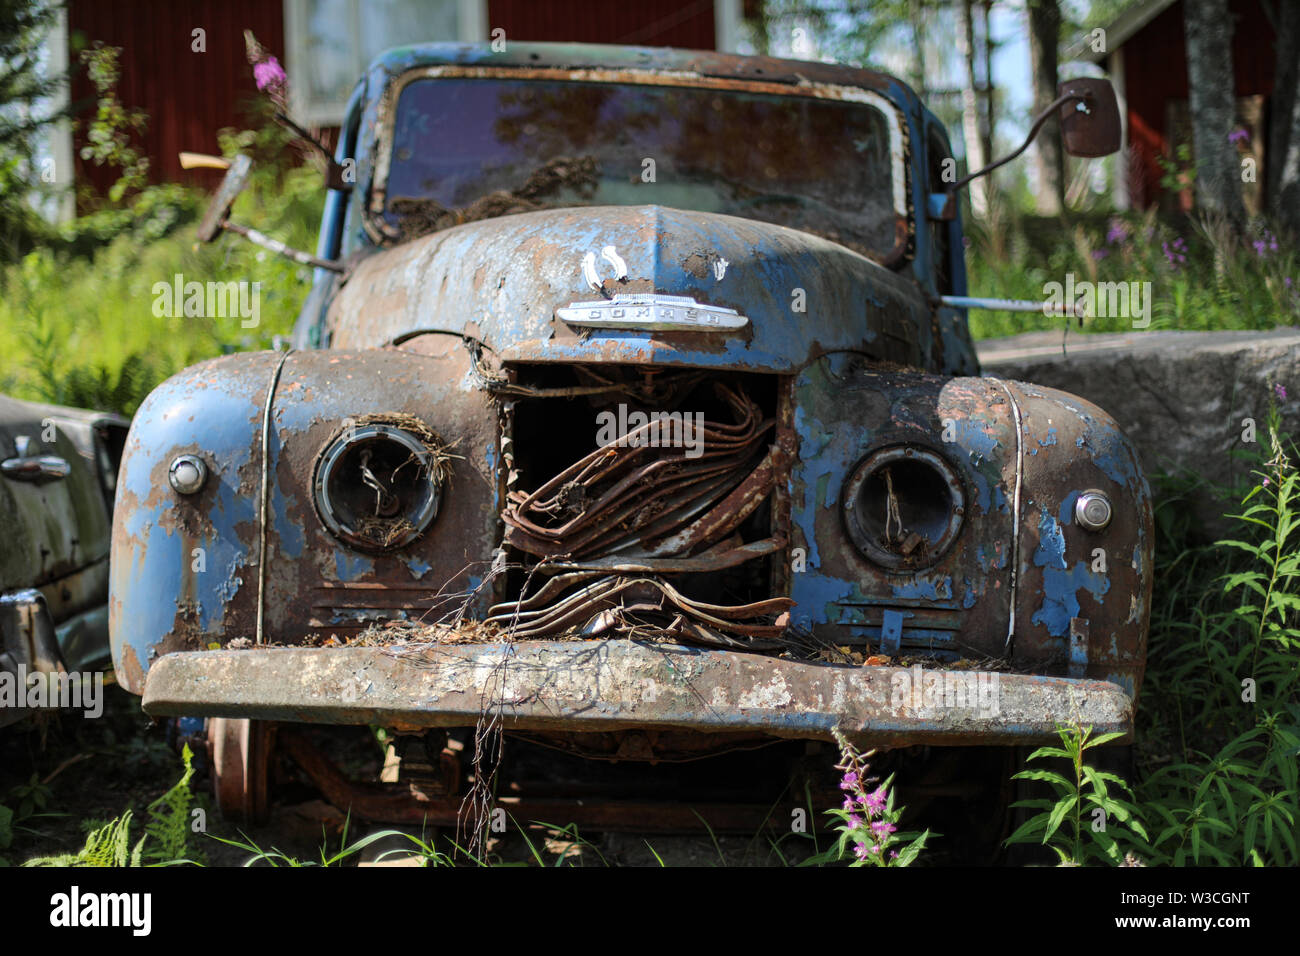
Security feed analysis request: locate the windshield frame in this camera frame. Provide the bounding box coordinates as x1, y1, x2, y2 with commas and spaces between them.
365, 65, 912, 265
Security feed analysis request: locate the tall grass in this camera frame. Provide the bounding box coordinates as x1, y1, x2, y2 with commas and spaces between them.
964, 204, 1300, 340
0, 136, 324, 416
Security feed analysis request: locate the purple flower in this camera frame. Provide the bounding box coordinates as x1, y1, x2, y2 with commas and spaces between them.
841, 797, 855, 811
254, 56, 287, 92
1229, 128, 1250, 145
1263, 477, 1270, 487
1162, 237, 1187, 267
1276, 384, 1288, 401
870, 820, 897, 838
1253, 231, 1280, 258
839, 770, 858, 791
846, 814, 863, 829
1092, 249, 1109, 261
864, 786, 887, 815
853, 841, 871, 861
1106, 219, 1130, 245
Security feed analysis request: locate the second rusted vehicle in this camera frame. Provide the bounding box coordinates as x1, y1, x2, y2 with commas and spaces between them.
110, 42, 1151, 827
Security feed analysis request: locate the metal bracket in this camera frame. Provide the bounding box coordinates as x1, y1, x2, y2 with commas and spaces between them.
1068, 617, 1090, 679
880, 609, 904, 656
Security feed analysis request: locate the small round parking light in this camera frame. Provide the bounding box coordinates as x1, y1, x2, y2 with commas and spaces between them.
168, 455, 208, 495
1074, 490, 1113, 531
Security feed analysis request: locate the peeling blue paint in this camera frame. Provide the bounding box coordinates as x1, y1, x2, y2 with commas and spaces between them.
1032, 513, 1067, 570
1032, 562, 1110, 636
1058, 491, 1079, 526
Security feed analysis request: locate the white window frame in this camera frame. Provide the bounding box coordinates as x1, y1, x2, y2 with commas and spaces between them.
284, 0, 487, 127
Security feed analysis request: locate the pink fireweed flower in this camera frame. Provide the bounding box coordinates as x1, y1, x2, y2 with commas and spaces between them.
1106, 219, 1130, 244
842, 797, 855, 811
254, 56, 287, 92
839, 771, 858, 790
846, 814, 863, 829
870, 820, 897, 838
864, 786, 887, 815
853, 841, 871, 861
1277, 383, 1288, 401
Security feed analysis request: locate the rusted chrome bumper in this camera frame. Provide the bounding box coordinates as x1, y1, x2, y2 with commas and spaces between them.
140, 641, 1133, 745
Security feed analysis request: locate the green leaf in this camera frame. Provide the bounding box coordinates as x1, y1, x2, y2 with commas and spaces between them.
1043, 796, 1078, 844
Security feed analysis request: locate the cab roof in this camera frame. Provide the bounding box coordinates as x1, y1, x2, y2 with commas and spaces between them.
365, 40, 922, 112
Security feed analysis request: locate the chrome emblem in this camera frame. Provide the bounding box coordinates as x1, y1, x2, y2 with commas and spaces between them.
556, 294, 748, 332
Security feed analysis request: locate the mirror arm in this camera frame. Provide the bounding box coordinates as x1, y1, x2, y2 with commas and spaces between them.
274, 112, 353, 193
949, 90, 1083, 195
221, 221, 345, 272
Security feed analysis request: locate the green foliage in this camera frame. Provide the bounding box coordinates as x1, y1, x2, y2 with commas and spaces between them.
0, 156, 322, 415
76, 43, 149, 203
0, 42, 324, 415
1004, 724, 1149, 865
1136, 405, 1300, 866
1004, 406, 1299, 868
1156, 142, 1197, 195
142, 743, 203, 864
0, 0, 64, 258
22, 744, 202, 867
965, 208, 1300, 340
0, 773, 55, 866
24, 811, 145, 867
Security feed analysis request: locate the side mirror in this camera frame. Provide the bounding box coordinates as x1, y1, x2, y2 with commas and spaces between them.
181, 150, 343, 272
194, 154, 253, 242
935, 76, 1123, 220
1058, 77, 1121, 158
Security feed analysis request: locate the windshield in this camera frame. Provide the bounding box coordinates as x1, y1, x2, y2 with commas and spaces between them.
376, 75, 904, 260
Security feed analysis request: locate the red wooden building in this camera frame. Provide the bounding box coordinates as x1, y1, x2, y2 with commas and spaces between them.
63, 0, 740, 197
1073, 0, 1282, 212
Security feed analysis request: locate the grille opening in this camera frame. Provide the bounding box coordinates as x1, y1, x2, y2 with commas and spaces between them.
499, 365, 783, 643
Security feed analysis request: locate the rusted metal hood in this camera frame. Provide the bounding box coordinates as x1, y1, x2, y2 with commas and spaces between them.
326, 204, 932, 370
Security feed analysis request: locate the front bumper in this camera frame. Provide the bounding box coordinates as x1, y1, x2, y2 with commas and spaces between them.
141, 641, 1133, 745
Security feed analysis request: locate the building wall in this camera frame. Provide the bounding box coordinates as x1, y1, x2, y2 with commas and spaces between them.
1122, 0, 1276, 209
68, 0, 286, 196
486, 0, 716, 48
68, 0, 723, 197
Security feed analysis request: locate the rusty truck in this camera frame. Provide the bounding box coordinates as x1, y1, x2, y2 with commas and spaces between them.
109, 42, 1149, 833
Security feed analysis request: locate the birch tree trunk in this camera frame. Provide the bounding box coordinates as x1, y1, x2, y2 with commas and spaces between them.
1183, 0, 1247, 230
981, 0, 995, 175
959, 0, 988, 216
1028, 0, 1064, 214
1266, 1, 1300, 238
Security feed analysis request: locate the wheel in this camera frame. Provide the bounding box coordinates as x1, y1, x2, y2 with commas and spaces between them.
207, 717, 274, 823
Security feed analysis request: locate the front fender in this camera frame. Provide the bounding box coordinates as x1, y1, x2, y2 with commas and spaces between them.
110, 345, 499, 693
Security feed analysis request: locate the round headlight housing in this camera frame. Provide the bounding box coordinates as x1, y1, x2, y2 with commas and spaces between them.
313, 421, 444, 551
843, 445, 965, 570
